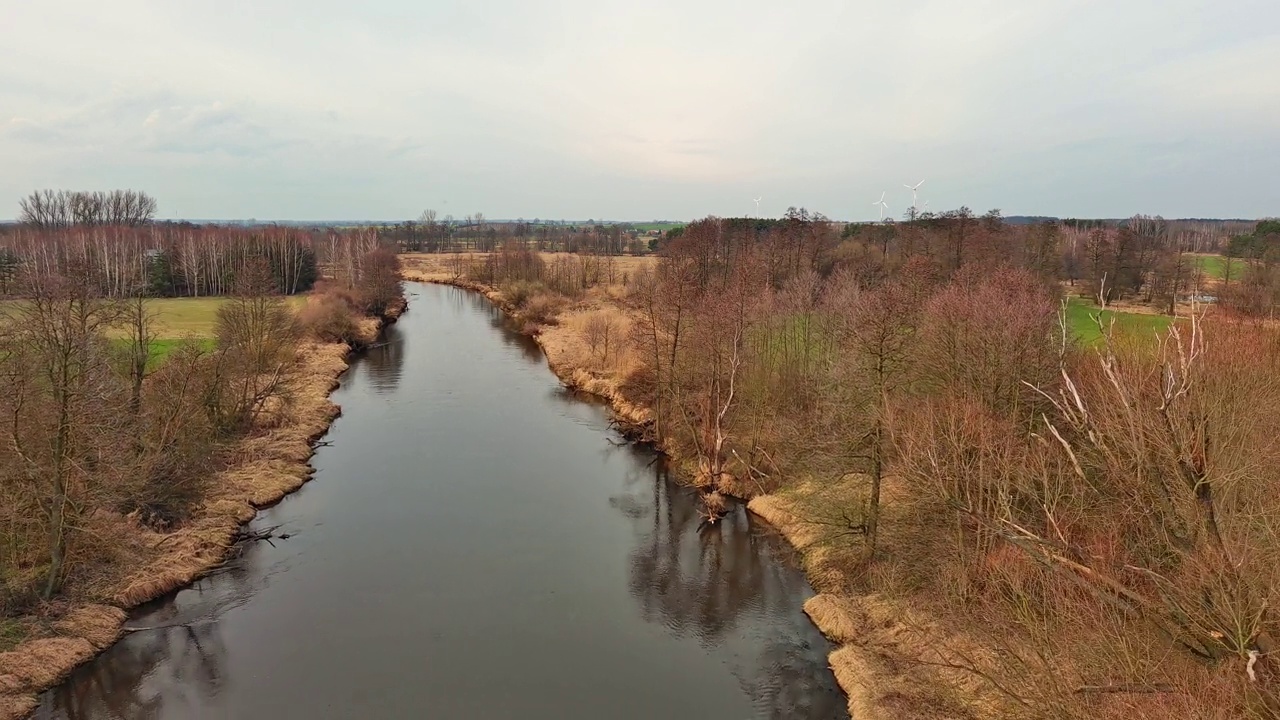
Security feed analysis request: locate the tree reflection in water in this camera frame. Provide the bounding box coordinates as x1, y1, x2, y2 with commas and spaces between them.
36, 549, 265, 720
615, 458, 848, 719
474, 293, 543, 361
363, 323, 405, 394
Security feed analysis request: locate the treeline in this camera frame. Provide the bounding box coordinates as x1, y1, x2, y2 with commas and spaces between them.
843, 210, 1205, 308
380, 211, 649, 255
18, 189, 157, 228
0, 225, 391, 299
0, 233, 400, 625
1061, 216, 1254, 248
835, 210, 1278, 316
611, 211, 1279, 718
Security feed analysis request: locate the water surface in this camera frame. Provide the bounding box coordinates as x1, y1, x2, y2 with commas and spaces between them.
39, 282, 846, 719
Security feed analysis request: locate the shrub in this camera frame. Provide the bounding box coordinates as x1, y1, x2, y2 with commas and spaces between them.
522, 291, 564, 325
501, 279, 544, 309
300, 293, 363, 344
115, 343, 219, 528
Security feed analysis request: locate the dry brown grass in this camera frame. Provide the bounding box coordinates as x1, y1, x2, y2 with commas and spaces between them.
50, 606, 125, 650
0, 638, 95, 689
0, 697, 34, 720
400, 252, 656, 285
0, 299, 396, 719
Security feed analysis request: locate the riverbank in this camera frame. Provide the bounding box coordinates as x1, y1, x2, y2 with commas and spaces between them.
0, 296, 405, 720
402, 258, 654, 436
399, 254, 981, 719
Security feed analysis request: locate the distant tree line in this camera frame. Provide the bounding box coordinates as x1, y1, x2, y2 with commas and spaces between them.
0, 225, 330, 298
377, 210, 649, 255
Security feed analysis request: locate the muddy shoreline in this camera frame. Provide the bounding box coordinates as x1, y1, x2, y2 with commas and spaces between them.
0, 300, 405, 720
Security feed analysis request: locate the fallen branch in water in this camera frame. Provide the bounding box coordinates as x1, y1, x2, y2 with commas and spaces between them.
232, 524, 288, 548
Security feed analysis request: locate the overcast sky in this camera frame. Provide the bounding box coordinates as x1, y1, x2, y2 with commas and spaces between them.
2, 0, 1277, 221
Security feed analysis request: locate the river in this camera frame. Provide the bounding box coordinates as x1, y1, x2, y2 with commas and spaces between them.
37, 282, 847, 719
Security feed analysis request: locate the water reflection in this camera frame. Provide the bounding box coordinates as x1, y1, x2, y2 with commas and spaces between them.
37, 543, 281, 720
470, 292, 542, 360
616, 461, 847, 718
37, 522, 300, 720
363, 323, 405, 393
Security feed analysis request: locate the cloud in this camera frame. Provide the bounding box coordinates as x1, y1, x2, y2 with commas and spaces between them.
1, 0, 1277, 220
1, 92, 294, 160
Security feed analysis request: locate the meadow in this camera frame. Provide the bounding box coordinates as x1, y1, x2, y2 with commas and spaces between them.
629, 221, 685, 233
1064, 296, 1174, 345
0, 296, 308, 367
1191, 253, 1244, 281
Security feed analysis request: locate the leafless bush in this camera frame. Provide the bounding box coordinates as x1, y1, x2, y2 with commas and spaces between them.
113, 343, 219, 527
501, 280, 544, 309
582, 312, 617, 364
299, 292, 363, 344
205, 261, 301, 433
522, 292, 565, 325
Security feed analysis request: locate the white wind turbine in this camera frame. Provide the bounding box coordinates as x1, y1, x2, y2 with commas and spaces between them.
873, 191, 889, 221
904, 179, 925, 209
753, 197, 762, 218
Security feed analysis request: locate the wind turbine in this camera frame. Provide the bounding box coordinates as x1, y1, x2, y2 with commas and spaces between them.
873, 191, 889, 221
753, 196, 762, 218
904, 179, 925, 209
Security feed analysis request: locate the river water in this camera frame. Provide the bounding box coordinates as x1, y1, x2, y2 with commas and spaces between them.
38, 282, 847, 719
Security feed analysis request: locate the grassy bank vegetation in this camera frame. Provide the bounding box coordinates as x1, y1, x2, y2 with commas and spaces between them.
0, 215, 404, 718
419, 212, 1280, 719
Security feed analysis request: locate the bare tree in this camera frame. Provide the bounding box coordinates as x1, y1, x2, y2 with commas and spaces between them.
355, 247, 402, 316
2, 263, 124, 597
18, 190, 156, 228
118, 294, 158, 417
834, 276, 921, 549
205, 260, 301, 433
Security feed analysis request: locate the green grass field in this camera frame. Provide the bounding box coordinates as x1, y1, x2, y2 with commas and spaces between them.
145, 296, 306, 337
630, 222, 685, 232
145, 337, 216, 368
1, 296, 306, 368
1192, 254, 1244, 281
1065, 297, 1174, 346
